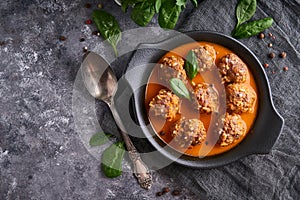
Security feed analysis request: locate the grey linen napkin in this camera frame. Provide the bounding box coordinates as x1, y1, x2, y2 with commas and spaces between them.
159, 0, 300, 199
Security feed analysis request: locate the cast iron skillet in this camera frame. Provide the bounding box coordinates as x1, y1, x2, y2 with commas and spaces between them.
118, 31, 284, 168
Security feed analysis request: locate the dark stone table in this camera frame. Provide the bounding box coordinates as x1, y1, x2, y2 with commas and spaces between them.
1, 0, 299, 199
0, 0, 196, 199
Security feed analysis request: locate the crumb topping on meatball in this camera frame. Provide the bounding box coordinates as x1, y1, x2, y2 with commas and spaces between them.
193, 83, 218, 113
218, 113, 247, 147
149, 89, 181, 121
226, 83, 256, 114
218, 53, 248, 83
192, 45, 216, 72
160, 55, 187, 80
171, 118, 206, 148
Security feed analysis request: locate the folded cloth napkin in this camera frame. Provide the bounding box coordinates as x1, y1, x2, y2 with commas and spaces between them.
160, 0, 300, 199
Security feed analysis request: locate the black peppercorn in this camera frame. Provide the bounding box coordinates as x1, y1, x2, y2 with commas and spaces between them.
268, 52, 275, 58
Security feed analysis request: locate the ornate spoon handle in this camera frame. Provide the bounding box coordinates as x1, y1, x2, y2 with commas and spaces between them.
108, 101, 152, 189
120, 130, 152, 190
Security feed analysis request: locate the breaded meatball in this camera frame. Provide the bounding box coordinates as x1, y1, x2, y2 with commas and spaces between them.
192, 45, 216, 71
218, 53, 248, 83
149, 89, 181, 121
159, 55, 187, 81
226, 83, 256, 114
218, 113, 247, 147
171, 118, 206, 148
193, 83, 218, 113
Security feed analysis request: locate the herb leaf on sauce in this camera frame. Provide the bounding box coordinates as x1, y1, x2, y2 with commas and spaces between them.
92, 10, 122, 56
169, 78, 191, 100
236, 0, 257, 27
232, 17, 273, 39
184, 50, 199, 80
101, 141, 125, 178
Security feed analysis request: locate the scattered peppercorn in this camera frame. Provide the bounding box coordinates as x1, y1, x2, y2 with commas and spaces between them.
162, 187, 170, 194
79, 38, 85, 42
272, 36, 276, 40
268, 43, 273, 48
159, 131, 165, 136
98, 3, 103, 9
268, 52, 275, 58
156, 192, 163, 197
283, 66, 288, 71
0, 41, 5, 46
28, 175, 33, 179
172, 189, 181, 196
258, 33, 265, 39
263, 63, 269, 68
83, 46, 88, 52
272, 70, 276, 74
279, 52, 287, 58
92, 31, 99, 36
85, 19, 92, 25
84, 3, 91, 8
59, 36, 67, 41
268, 32, 273, 37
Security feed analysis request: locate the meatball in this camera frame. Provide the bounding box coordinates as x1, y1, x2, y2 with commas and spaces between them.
159, 55, 187, 81
149, 89, 181, 121
226, 83, 256, 114
171, 118, 206, 148
217, 53, 248, 83
192, 45, 216, 72
218, 113, 247, 147
193, 83, 218, 113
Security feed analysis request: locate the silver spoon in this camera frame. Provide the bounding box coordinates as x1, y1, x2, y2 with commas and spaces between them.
81, 51, 152, 190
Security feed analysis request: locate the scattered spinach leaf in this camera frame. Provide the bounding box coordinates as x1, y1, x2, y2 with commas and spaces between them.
101, 141, 125, 178
191, 0, 198, 7
158, 0, 182, 29
169, 78, 190, 100
236, 0, 257, 27
155, 0, 162, 13
92, 10, 122, 56
89, 132, 112, 147
184, 50, 199, 80
131, 0, 156, 26
232, 17, 273, 38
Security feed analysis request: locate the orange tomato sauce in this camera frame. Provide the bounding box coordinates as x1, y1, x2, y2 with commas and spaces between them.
145, 42, 258, 157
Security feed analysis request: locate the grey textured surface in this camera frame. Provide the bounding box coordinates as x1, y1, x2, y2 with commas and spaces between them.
0, 0, 196, 199
0, 0, 299, 200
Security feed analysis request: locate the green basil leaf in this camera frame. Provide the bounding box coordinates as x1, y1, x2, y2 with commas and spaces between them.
232, 17, 273, 39
155, 0, 162, 13
89, 132, 112, 147
190, 0, 198, 7
169, 78, 191, 100
158, 0, 182, 29
92, 10, 122, 56
131, 0, 156, 26
184, 50, 199, 80
236, 0, 257, 27
101, 141, 125, 178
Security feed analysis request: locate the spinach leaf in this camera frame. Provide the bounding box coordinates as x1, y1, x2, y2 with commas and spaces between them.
191, 0, 198, 7
232, 17, 273, 39
131, 0, 156, 26
176, 0, 187, 8
169, 78, 190, 100
236, 0, 257, 27
89, 132, 112, 147
121, 0, 144, 12
184, 50, 199, 80
155, 0, 162, 13
101, 141, 125, 178
92, 10, 122, 56
158, 0, 182, 29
